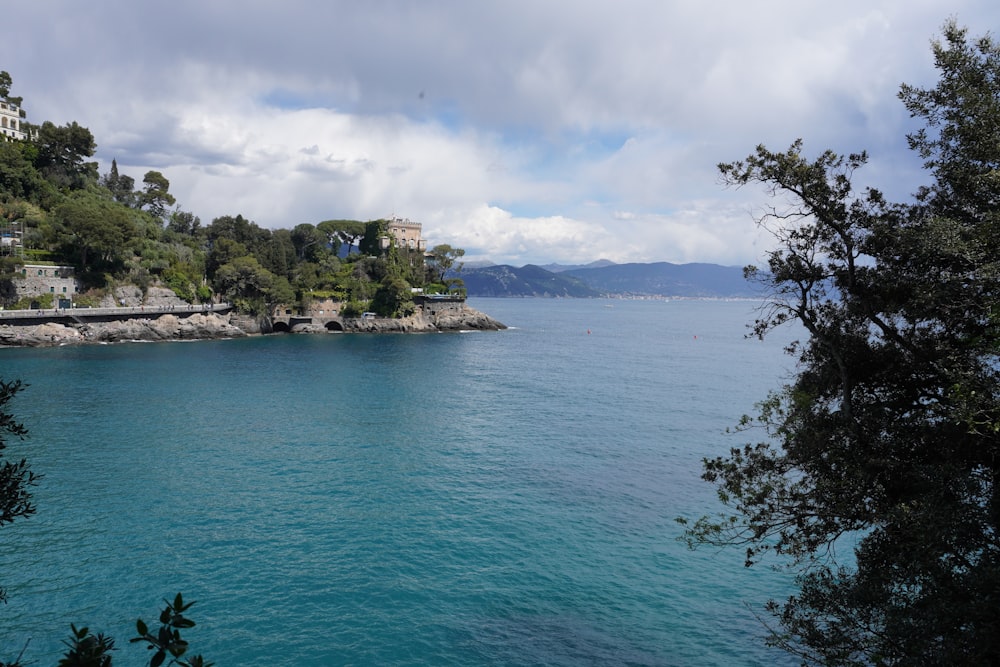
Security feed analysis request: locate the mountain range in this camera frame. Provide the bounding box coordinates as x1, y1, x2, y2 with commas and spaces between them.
459, 261, 763, 298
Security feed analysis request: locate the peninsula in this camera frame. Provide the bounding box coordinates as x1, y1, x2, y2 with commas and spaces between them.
2, 71, 504, 345
1, 286, 505, 348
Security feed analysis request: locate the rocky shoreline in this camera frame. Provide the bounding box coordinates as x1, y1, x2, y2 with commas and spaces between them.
1, 302, 506, 348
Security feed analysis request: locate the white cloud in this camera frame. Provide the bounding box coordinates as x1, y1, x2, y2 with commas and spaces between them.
3, 0, 997, 266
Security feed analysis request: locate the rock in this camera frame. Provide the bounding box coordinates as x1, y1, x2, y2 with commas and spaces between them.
99, 285, 191, 308
2, 313, 246, 347
1, 322, 83, 347
337, 304, 506, 333
1, 296, 505, 348
77, 313, 247, 343
429, 304, 506, 331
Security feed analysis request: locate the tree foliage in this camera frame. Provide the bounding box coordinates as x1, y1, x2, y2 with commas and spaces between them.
0, 86, 461, 315
139, 171, 176, 219
428, 243, 465, 288
33, 121, 98, 190
55, 192, 136, 273
101, 159, 137, 208
317, 219, 364, 255
680, 21, 1000, 665
0, 379, 36, 604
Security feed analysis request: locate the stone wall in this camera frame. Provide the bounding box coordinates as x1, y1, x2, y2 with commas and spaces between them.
14, 264, 78, 300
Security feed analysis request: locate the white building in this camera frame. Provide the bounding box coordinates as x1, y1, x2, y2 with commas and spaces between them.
0, 100, 28, 141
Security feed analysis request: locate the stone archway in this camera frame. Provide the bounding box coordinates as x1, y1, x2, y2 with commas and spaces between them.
271, 321, 291, 333
325, 320, 344, 332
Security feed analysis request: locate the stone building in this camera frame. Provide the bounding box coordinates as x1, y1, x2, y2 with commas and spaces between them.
386, 216, 427, 251
13, 264, 78, 301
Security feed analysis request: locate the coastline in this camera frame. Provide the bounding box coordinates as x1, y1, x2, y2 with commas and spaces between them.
0, 302, 506, 348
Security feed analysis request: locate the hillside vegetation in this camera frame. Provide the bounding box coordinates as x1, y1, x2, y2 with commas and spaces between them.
1, 72, 464, 318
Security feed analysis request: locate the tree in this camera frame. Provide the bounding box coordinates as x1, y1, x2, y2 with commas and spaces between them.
0, 379, 35, 605
214, 255, 291, 315
427, 244, 465, 288
55, 192, 136, 272
0, 71, 11, 99
290, 223, 328, 263
139, 171, 176, 219
0, 257, 22, 307
0, 141, 48, 202
680, 21, 1000, 665
317, 219, 363, 255
370, 275, 415, 317
33, 121, 98, 190
358, 219, 388, 256
166, 210, 200, 237
101, 159, 137, 207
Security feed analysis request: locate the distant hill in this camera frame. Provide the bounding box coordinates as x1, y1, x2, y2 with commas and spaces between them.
459, 264, 601, 297
461, 261, 760, 298
565, 262, 758, 298
538, 259, 617, 273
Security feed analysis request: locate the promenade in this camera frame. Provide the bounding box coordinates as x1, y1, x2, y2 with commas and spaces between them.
0, 302, 233, 321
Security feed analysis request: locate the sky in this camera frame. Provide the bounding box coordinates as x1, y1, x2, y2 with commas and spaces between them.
3, 1, 997, 267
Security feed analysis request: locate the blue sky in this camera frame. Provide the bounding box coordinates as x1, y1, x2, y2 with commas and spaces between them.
4, 1, 997, 266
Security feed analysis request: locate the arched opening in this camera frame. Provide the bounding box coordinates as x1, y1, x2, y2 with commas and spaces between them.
325, 320, 344, 332
272, 321, 291, 333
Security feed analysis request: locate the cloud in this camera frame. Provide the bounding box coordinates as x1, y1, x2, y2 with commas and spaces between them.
3, 0, 996, 266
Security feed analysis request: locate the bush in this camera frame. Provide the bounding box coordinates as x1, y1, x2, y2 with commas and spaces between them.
340, 300, 368, 318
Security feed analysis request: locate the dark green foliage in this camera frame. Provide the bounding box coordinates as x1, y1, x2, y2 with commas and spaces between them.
427, 243, 465, 286
165, 210, 200, 237
0, 141, 50, 202
358, 218, 387, 256
100, 159, 137, 208
370, 275, 415, 317
139, 171, 176, 219
680, 21, 1000, 665
55, 191, 136, 273
0, 379, 36, 602
290, 222, 328, 263
2, 595, 212, 667
317, 219, 364, 255
58, 624, 115, 667
33, 121, 98, 190
130, 594, 213, 667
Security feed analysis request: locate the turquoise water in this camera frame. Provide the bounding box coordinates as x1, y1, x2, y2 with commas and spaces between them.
1, 298, 798, 666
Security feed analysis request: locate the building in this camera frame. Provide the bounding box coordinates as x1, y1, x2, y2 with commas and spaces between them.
386, 216, 427, 252
1, 219, 23, 258
13, 264, 78, 301
0, 100, 28, 141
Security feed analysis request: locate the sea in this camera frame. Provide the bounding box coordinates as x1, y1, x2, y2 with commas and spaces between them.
0, 298, 801, 666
